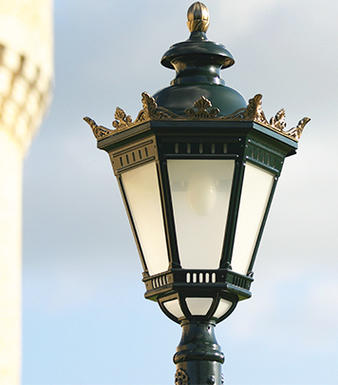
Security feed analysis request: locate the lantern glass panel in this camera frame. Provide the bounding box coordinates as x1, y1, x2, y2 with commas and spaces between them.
185, 297, 214, 316
121, 161, 169, 275
213, 299, 232, 319
163, 299, 184, 319
167, 159, 235, 269
231, 162, 274, 275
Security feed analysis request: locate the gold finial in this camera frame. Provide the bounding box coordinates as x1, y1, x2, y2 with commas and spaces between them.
187, 2, 210, 33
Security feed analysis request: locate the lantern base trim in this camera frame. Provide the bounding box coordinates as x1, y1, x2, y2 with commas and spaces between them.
143, 268, 253, 302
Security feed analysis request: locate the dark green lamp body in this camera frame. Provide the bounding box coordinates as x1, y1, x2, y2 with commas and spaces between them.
154, 30, 246, 116
84, 2, 309, 384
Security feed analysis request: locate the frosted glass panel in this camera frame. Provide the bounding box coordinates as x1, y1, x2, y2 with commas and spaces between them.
186, 298, 213, 316
163, 299, 184, 319
213, 299, 232, 319
167, 160, 234, 269
231, 162, 274, 275
121, 162, 169, 276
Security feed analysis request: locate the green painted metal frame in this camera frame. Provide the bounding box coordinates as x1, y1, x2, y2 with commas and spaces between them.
98, 118, 297, 323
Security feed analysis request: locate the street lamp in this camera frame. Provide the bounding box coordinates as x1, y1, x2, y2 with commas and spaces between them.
84, 2, 310, 384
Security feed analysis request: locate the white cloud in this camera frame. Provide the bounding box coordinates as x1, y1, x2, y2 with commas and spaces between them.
302, 280, 338, 347
211, 0, 280, 37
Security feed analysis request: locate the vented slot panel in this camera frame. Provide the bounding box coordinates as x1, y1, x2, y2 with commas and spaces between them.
151, 274, 169, 289
171, 142, 229, 155
185, 272, 217, 284
112, 139, 157, 174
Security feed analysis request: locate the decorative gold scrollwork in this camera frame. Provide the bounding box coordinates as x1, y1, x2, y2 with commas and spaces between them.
244, 94, 268, 123
270, 109, 286, 131
285, 117, 311, 140
220, 94, 268, 124
135, 92, 179, 122
175, 368, 189, 385
221, 94, 309, 140
185, 96, 220, 119
83, 117, 113, 139
111, 92, 179, 131
112, 107, 132, 130
84, 92, 310, 142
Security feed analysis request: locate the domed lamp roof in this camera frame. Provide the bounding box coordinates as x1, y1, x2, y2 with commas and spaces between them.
153, 2, 247, 116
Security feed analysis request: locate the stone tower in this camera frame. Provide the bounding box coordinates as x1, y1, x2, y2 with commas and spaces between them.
0, 0, 53, 383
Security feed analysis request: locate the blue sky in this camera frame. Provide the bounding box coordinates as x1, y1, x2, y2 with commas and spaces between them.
23, 1, 338, 384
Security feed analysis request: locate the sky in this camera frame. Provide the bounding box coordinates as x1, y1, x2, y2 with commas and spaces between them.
23, 1, 338, 384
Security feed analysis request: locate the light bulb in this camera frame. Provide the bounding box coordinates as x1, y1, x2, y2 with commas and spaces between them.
187, 172, 217, 216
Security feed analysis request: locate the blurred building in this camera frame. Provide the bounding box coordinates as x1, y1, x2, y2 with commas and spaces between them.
0, 0, 53, 383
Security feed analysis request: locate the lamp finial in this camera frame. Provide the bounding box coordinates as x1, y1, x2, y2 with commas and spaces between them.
187, 2, 210, 33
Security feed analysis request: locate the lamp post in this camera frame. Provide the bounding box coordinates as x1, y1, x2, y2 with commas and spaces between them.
84, 3, 310, 384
